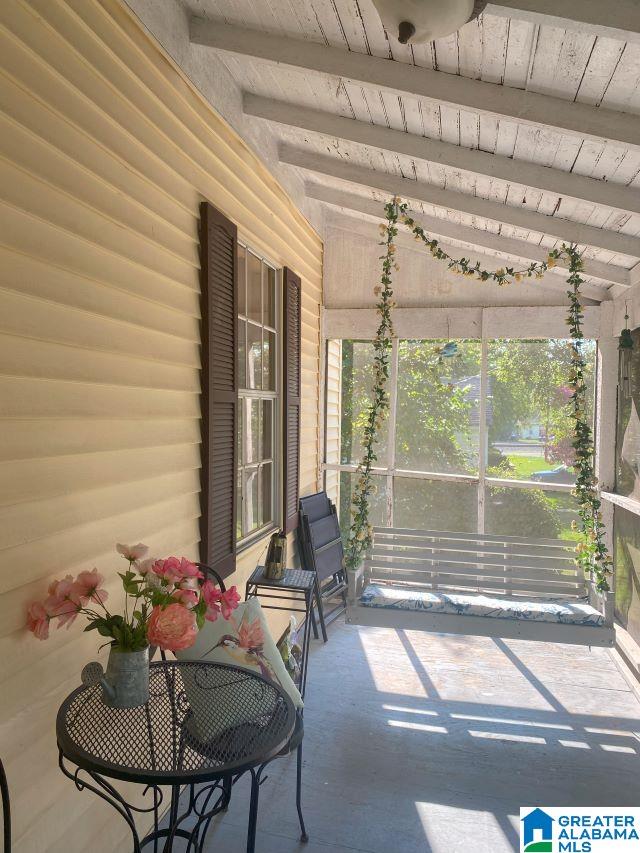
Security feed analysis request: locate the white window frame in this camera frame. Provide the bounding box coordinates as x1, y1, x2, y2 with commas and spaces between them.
322, 306, 600, 535
237, 243, 281, 550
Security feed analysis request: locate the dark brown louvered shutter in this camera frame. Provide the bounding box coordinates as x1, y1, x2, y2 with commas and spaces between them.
199, 202, 238, 577
283, 267, 302, 534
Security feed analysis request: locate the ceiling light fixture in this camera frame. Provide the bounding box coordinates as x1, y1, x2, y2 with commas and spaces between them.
371, 0, 488, 45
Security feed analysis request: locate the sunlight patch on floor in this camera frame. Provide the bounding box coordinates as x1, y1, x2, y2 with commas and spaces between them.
416, 802, 511, 853
468, 730, 547, 745
450, 713, 573, 731
383, 704, 439, 717
359, 626, 430, 697
388, 719, 449, 734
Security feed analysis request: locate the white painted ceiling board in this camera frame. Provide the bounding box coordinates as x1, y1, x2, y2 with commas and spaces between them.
485, 0, 640, 44
308, 185, 631, 284
282, 145, 640, 257
181, 0, 640, 305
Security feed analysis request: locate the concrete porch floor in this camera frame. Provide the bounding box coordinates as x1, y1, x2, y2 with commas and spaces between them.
189, 619, 640, 853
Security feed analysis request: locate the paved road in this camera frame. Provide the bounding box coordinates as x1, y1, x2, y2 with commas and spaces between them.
494, 441, 544, 457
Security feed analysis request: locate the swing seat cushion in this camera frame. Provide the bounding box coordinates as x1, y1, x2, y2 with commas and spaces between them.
359, 584, 605, 627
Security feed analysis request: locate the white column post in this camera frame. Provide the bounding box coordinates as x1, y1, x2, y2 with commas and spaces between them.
318, 306, 327, 492
478, 311, 489, 534
596, 302, 619, 594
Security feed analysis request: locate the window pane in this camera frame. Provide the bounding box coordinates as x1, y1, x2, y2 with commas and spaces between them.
338, 472, 387, 541
247, 251, 262, 324
614, 504, 640, 644
236, 245, 280, 545
247, 323, 262, 390
237, 319, 246, 389
261, 462, 273, 527
617, 328, 640, 498
265, 266, 276, 328
485, 486, 580, 541
487, 339, 596, 483
396, 339, 481, 474
393, 477, 477, 532
340, 341, 389, 466
262, 399, 273, 460
242, 398, 260, 465
244, 468, 259, 534
237, 244, 246, 317
237, 404, 243, 466
263, 330, 276, 391
236, 469, 242, 540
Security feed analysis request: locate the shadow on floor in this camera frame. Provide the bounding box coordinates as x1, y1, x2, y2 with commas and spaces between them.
170, 619, 640, 853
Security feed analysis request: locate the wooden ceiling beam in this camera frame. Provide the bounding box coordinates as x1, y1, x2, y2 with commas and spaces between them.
326, 209, 610, 302
281, 145, 640, 258
245, 94, 640, 218
191, 19, 640, 151
308, 184, 630, 288
486, 0, 640, 44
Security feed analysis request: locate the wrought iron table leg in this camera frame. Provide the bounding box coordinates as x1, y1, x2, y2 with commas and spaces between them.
222, 774, 232, 810
59, 753, 144, 853
295, 743, 309, 843
162, 786, 181, 853
246, 767, 263, 853
1, 757, 10, 853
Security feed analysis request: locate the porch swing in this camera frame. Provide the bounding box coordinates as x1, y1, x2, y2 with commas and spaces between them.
346, 526, 615, 647
342, 200, 615, 648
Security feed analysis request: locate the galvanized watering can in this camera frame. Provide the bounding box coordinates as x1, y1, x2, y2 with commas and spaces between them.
82, 646, 150, 708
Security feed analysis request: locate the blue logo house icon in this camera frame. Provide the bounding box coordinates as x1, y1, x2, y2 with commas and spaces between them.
522, 808, 554, 852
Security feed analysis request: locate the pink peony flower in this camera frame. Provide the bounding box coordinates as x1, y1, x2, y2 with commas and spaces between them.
172, 588, 199, 609
202, 581, 239, 621
45, 575, 83, 629
116, 543, 149, 562
178, 559, 203, 580
74, 568, 109, 605
138, 558, 155, 575
220, 586, 240, 620
26, 602, 50, 640
147, 603, 197, 652
152, 557, 203, 585
202, 580, 222, 622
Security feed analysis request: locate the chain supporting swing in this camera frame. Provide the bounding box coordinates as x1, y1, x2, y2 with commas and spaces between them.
344, 197, 612, 594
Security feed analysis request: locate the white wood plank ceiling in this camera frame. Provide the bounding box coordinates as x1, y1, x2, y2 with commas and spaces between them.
184, 0, 640, 298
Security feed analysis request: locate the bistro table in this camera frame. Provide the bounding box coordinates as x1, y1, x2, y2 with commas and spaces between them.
56, 660, 296, 853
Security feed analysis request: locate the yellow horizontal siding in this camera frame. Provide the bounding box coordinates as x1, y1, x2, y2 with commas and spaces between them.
0, 0, 322, 849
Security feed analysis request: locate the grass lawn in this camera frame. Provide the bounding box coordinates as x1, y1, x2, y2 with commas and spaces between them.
495, 455, 581, 542
504, 454, 552, 479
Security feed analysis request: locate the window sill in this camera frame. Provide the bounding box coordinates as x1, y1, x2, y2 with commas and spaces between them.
237, 523, 279, 557
601, 491, 640, 518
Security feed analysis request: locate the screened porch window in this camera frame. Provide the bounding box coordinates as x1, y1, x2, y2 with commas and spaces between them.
326, 337, 597, 542
237, 244, 279, 544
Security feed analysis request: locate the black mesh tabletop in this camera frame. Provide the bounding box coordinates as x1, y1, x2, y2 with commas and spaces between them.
56, 661, 296, 786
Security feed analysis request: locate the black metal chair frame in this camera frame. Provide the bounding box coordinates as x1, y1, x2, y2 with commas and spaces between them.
1, 757, 10, 853
244, 566, 316, 846
298, 491, 348, 627
162, 563, 309, 851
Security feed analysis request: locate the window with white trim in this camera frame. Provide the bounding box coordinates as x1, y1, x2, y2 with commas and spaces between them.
237, 244, 280, 544
326, 337, 597, 543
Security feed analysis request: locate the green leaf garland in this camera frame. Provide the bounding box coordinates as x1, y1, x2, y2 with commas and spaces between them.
344, 198, 611, 593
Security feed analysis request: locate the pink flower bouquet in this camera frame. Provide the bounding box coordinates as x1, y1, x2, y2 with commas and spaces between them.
27, 543, 239, 653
